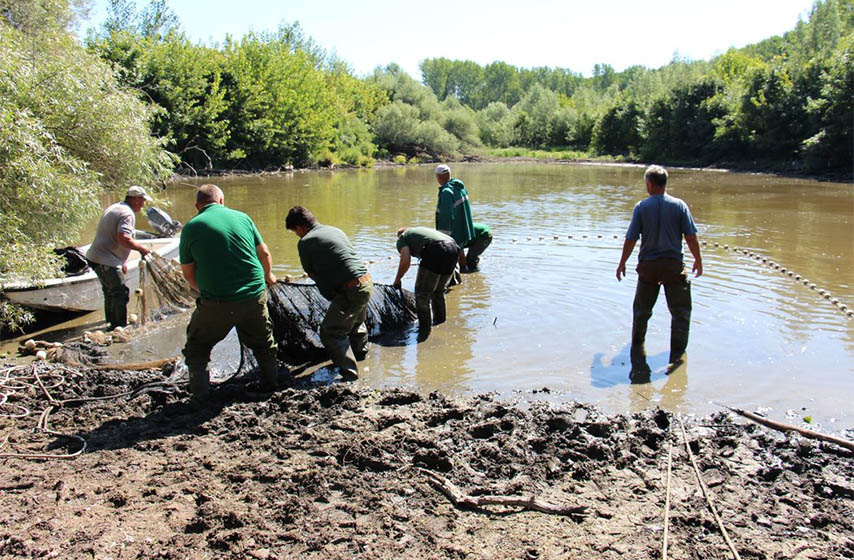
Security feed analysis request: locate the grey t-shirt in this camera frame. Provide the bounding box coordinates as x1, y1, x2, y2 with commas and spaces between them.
625, 193, 697, 262
86, 201, 136, 267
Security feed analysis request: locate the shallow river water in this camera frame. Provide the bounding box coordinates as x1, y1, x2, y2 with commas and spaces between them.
7, 163, 854, 430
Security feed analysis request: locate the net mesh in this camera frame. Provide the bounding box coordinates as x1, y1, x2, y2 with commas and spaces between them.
237, 281, 417, 375
138, 253, 197, 320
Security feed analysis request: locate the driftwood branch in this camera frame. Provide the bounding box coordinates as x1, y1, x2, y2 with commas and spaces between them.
417, 468, 587, 517
722, 405, 854, 452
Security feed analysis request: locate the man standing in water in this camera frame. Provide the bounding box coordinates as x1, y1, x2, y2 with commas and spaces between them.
616, 165, 702, 379
435, 164, 475, 273
180, 184, 279, 404
392, 226, 459, 336
86, 185, 152, 331
286, 206, 373, 380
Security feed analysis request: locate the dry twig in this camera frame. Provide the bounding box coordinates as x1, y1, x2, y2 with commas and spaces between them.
417, 468, 587, 518
678, 419, 741, 560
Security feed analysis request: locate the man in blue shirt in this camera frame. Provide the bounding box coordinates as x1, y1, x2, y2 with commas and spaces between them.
616, 165, 703, 379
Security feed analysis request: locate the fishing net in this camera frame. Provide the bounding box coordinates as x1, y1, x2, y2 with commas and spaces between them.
137, 253, 197, 321
235, 281, 417, 375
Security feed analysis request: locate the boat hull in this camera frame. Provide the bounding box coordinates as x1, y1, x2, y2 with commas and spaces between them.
2, 238, 180, 312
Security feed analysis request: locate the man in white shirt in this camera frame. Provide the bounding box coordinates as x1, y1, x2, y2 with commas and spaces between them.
86, 185, 152, 330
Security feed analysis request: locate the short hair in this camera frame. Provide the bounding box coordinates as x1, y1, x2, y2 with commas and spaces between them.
397, 227, 407, 237
196, 184, 223, 205
644, 165, 668, 189
285, 206, 317, 230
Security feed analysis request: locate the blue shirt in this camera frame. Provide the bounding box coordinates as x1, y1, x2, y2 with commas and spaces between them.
626, 193, 697, 262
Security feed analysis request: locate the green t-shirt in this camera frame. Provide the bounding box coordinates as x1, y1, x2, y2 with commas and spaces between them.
396, 227, 453, 258
297, 223, 366, 301
179, 203, 265, 301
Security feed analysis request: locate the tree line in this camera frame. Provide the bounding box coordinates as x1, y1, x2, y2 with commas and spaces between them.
0, 0, 851, 330
86, 0, 852, 174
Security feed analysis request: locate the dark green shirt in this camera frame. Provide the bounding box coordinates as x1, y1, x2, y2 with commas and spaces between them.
297, 223, 366, 301
179, 203, 265, 301
465, 222, 491, 248
435, 178, 475, 247
396, 227, 453, 258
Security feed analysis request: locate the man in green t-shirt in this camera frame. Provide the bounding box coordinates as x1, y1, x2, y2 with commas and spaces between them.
463, 222, 492, 272
285, 206, 373, 380
393, 227, 459, 334
179, 184, 279, 404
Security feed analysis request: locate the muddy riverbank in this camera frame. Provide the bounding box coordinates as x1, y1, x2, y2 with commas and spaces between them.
1, 360, 852, 559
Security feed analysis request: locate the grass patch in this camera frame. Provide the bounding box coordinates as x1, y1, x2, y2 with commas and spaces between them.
484, 147, 628, 162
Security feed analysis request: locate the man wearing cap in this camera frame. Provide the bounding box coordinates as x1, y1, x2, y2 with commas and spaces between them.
286, 206, 373, 380
616, 165, 703, 380
86, 185, 152, 330
434, 164, 475, 273
180, 184, 279, 404
392, 226, 459, 334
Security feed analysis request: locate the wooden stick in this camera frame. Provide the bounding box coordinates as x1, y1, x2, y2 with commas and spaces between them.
138, 258, 147, 325
679, 419, 741, 560
662, 440, 673, 560
417, 468, 587, 517
721, 405, 854, 452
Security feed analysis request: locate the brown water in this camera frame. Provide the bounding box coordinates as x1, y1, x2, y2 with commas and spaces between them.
6, 163, 854, 429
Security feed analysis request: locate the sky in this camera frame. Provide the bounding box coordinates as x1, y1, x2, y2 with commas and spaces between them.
82, 0, 817, 79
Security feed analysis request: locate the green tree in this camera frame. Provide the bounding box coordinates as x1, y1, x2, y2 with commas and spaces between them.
219, 25, 337, 168
90, 31, 230, 171
591, 98, 643, 156
475, 102, 515, 147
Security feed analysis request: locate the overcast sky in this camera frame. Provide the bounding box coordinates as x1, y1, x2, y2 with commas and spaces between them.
83, 0, 817, 79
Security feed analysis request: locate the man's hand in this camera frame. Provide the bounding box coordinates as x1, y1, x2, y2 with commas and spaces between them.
692, 260, 703, 277
122, 263, 128, 274
392, 278, 402, 289
265, 271, 277, 286
616, 239, 635, 282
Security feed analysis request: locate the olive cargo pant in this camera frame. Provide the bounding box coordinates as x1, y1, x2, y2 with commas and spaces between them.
91, 262, 129, 330
320, 280, 372, 377
465, 231, 492, 270
183, 290, 278, 401
414, 266, 452, 329
631, 259, 692, 368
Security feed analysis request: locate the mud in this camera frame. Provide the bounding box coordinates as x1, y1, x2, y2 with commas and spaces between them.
1, 362, 852, 559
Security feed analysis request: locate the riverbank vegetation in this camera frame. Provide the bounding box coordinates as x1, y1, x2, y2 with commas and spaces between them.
1, 0, 851, 330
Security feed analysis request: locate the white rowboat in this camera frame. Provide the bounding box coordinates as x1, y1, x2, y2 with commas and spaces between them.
2, 238, 180, 312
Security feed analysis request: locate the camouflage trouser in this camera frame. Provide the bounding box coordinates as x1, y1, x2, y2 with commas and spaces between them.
91, 262, 129, 330
631, 259, 692, 368
183, 290, 278, 401
320, 280, 373, 377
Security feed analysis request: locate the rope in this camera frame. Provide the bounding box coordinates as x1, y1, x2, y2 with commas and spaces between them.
0, 361, 169, 461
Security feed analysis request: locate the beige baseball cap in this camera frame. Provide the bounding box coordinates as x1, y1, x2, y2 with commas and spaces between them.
126, 185, 153, 201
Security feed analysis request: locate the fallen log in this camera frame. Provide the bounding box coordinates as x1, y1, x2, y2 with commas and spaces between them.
722, 405, 854, 452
